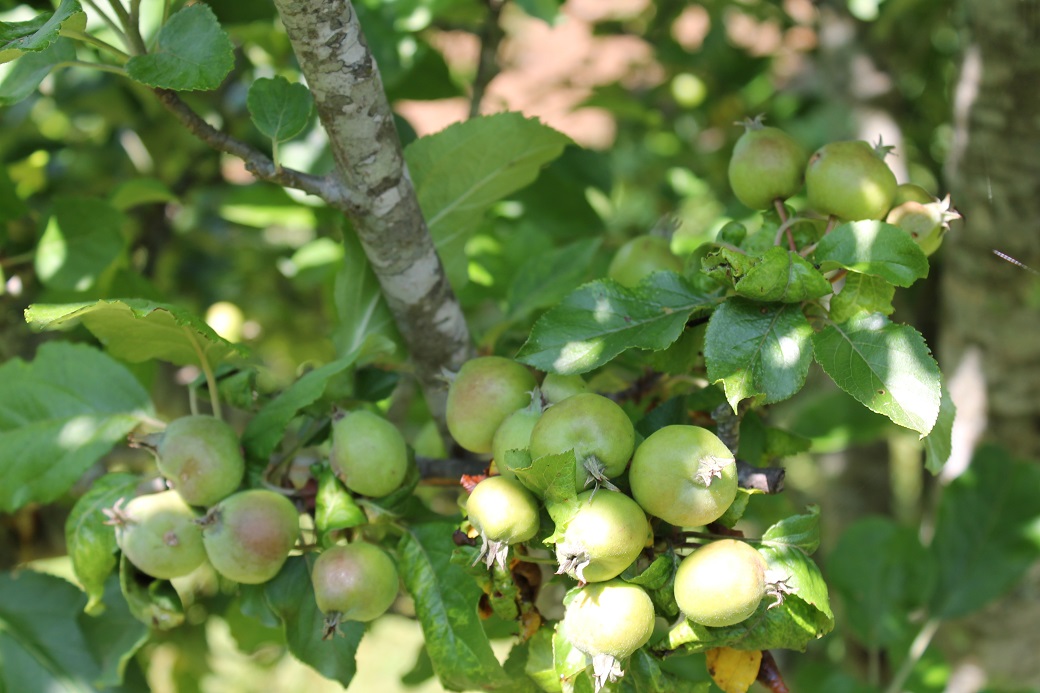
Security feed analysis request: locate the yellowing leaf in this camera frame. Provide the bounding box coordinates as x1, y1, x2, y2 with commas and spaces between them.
706, 647, 762, 693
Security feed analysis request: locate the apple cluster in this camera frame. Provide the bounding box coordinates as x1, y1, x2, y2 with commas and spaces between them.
728, 115, 959, 253
106, 416, 300, 586
107, 409, 406, 637
447, 356, 771, 691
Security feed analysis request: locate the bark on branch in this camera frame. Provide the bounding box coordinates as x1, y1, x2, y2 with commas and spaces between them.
152, 88, 351, 206
270, 0, 472, 429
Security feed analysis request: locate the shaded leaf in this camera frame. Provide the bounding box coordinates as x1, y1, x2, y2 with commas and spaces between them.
629, 648, 710, 693
79, 573, 150, 688
118, 555, 184, 630
506, 238, 601, 320
0, 158, 28, 223
332, 228, 402, 360
812, 220, 928, 288
0, 570, 101, 692
664, 595, 829, 654
65, 472, 140, 614
734, 247, 832, 303
704, 299, 814, 411
241, 353, 359, 463
517, 272, 718, 375
0, 343, 152, 512
928, 445, 1040, 618
512, 449, 578, 504
0, 37, 74, 104
125, 4, 234, 91
829, 273, 895, 324
35, 196, 126, 291
923, 385, 955, 475
0, 0, 82, 57
812, 312, 940, 435
760, 505, 820, 555
25, 298, 246, 367
827, 517, 935, 648
109, 178, 177, 211
263, 556, 364, 687
398, 522, 522, 691
406, 113, 571, 288
247, 76, 313, 142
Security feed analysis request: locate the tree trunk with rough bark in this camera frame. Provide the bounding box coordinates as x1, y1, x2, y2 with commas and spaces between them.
939, 2, 1040, 689
271, 0, 473, 430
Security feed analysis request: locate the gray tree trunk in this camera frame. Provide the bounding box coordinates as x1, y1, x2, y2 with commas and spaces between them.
939, 1, 1040, 689
271, 0, 472, 430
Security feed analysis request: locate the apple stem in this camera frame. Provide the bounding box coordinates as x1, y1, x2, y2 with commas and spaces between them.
772, 198, 788, 223
882, 617, 942, 693
184, 327, 223, 420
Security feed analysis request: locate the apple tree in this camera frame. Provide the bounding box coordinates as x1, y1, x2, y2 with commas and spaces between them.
2, 2, 1039, 692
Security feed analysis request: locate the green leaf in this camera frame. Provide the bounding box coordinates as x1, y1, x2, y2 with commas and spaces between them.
247, 76, 313, 142
118, 555, 185, 630
79, 573, 150, 688
627, 649, 710, 693
524, 627, 560, 692
0, 37, 74, 104
812, 312, 941, 435
25, 298, 246, 367
65, 472, 140, 614
827, 517, 935, 649
0, 0, 82, 56
704, 298, 814, 411
263, 556, 364, 687
406, 113, 571, 288
812, 220, 929, 287
109, 178, 177, 211
241, 354, 359, 463
125, 4, 233, 91
734, 247, 832, 303
0, 570, 101, 692
624, 555, 673, 590
760, 544, 833, 625
0, 342, 152, 513
513, 0, 562, 23
664, 594, 828, 653
928, 445, 1040, 619
516, 272, 718, 375
506, 238, 600, 320
0, 159, 29, 222
760, 505, 821, 555
399, 522, 519, 691
332, 228, 402, 361
34, 196, 127, 291
512, 449, 578, 503
315, 467, 367, 538
829, 273, 895, 324
665, 543, 834, 654
923, 384, 955, 475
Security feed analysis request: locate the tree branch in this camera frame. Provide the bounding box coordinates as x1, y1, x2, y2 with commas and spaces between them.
152, 88, 350, 206
271, 0, 472, 433
468, 0, 506, 119
416, 455, 785, 494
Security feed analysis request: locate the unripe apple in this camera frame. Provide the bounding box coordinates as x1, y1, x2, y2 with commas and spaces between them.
330, 409, 409, 497
199, 489, 300, 584
727, 116, 808, 210
885, 195, 960, 256
628, 425, 737, 527
529, 393, 635, 491
674, 539, 766, 627
156, 415, 244, 507
562, 579, 654, 659
311, 542, 399, 626
466, 475, 540, 569
110, 490, 206, 580
446, 356, 537, 454
607, 236, 683, 288
554, 489, 648, 583
805, 139, 897, 221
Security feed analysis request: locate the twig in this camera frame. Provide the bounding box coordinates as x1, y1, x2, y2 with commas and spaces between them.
80, 0, 129, 47
469, 0, 506, 119
883, 617, 942, 693
152, 89, 353, 207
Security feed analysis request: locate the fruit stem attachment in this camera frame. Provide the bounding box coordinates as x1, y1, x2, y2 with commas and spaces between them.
183, 327, 222, 420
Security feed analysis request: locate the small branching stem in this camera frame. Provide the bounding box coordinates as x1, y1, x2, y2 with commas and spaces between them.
883, 617, 942, 693
183, 327, 222, 420
80, 0, 129, 46
61, 30, 130, 60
